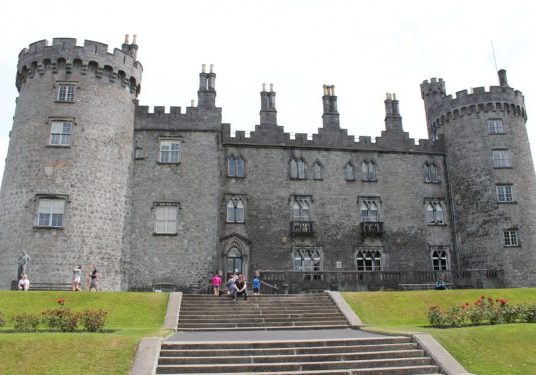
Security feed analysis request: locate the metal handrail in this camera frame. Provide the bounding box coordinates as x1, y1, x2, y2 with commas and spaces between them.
259, 280, 279, 291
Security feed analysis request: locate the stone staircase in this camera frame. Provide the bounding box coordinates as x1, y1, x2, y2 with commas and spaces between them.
177, 294, 349, 331
156, 293, 442, 374
157, 337, 441, 374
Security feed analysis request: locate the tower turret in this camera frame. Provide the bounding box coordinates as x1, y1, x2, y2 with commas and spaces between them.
421, 70, 536, 286
0, 37, 142, 290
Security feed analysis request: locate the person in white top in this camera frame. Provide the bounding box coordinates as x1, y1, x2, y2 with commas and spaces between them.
72, 265, 82, 291
18, 274, 30, 291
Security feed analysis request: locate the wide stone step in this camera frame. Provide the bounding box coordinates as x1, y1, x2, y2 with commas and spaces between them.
160, 343, 419, 357
158, 349, 425, 365
168, 367, 440, 375
179, 307, 337, 313
178, 312, 342, 320
177, 324, 350, 331
178, 316, 345, 324
161, 337, 413, 350
156, 357, 434, 373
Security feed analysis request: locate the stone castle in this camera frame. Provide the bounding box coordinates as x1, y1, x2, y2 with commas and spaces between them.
1, 36, 535, 291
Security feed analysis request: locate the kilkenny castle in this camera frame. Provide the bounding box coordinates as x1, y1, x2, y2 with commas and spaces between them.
0, 36, 534, 291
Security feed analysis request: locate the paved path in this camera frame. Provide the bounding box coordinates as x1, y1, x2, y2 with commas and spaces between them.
166, 328, 386, 341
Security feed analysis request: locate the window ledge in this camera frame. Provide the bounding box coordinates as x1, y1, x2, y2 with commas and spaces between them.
489, 133, 506, 135
153, 232, 178, 236
134, 156, 145, 160
157, 162, 180, 165
54, 100, 75, 104
362, 179, 378, 183
504, 244, 520, 248
493, 166, 513, 169
33, 226, 64, 230
226, 221, 246, 224
427, 223, 447, 226
498, 201, 517, 204
46, 144, 71, 148
227, 175, 245, 179
424, 180, 441, 184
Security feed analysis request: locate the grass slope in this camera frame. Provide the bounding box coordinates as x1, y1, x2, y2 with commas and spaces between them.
0, 291, 168, 375
343, 288, 536, 375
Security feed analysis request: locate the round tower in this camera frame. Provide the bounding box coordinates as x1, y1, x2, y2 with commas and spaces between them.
421, 70, 536, 287
0, 37, 142, 290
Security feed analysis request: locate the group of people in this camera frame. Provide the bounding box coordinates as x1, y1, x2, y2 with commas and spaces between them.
210, 273, 261, 301
15, 251, 99, 292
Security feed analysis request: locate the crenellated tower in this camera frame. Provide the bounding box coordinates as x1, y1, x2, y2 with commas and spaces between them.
0, 36, 142, 290
421, 70, 536, 286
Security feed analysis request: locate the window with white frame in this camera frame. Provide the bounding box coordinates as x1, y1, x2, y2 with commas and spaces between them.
36, 198, 65, 227
424, 162, 440, 183
49, 120, 72, 146
359, 198, 380, 222
293, 247, 322, 272
496, 185, 514, 203
154, 204, 178, 234
355, 247, 382, 271
504, 229, 519, 246
492, 149, 511, 168
226, 198, 245, 223
489, 119, 504, 134
431, 246, 449, 270
227, 155, 245, 177
290, 157, 306, 179
344, 162, 355, 181
57, 84, 75, 102
426, 200, 445, 224
159, 140, 180, 163
361, 160, 376, 181
312, 161, 322, 180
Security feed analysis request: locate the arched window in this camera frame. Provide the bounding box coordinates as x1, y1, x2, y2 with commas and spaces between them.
345, 162, 354, 181
426, 201, 444, 224
226, 198, 245, 223
361, 160, 376, 181
360, 200, 379, 222
290, 157, 306, 180
431, 247, 449, 270
226, 247, 243, 274
290, 159, 298, 179
227, 155, 245, 177
291, 198, 311, 221
424, 162, 439, 183
313, 161, 322, 180
356, 249, 382, 271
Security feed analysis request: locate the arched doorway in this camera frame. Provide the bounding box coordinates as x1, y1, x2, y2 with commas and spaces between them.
225, 247, 243, 277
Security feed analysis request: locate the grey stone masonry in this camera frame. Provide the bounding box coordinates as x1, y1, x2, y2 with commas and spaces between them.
0, 36, 534, 290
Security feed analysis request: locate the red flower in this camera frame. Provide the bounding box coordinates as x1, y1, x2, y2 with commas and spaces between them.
57, 298, 65, 306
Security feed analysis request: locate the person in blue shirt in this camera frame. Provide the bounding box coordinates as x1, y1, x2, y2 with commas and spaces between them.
252, 276, 260, 295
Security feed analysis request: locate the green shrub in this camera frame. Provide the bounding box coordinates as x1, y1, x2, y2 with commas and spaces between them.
0, 311, 5, 328
42, 307, 80, 332
427, 305, 446, 327
520, 304, 536, 323
445, 305, 466, 327
80, 309, 108, 332
12, 312, 40, 331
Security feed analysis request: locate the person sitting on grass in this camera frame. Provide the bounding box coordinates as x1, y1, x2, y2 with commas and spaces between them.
434, 277, 447, 290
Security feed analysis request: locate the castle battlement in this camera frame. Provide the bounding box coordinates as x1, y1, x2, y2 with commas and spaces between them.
135, 103, 222, 131
16, 38, 142, 94
421, 72, 527, 134
221, 123, 443, 154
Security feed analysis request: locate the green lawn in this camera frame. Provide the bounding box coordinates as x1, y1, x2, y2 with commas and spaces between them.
0, 291, 169, 375
343, 289, 536, 375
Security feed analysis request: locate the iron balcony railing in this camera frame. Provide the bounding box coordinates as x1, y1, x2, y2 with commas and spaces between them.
290, 221, 314, 234
360, 221, 384, 236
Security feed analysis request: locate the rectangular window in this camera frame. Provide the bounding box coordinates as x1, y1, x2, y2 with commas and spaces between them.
160, 140, 180, 163
49, 121, 72, 146
155, 204, 178, 234
57, 84, 75, 102
496, 185, 513, 203
134, 147, 144, 159
504, 230, 519, 246
489, 119, 504, 134
492, 150, 511, 168
37, 198, 65, 227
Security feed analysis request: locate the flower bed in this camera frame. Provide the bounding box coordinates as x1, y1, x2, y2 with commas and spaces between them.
428, 295, 536, 328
